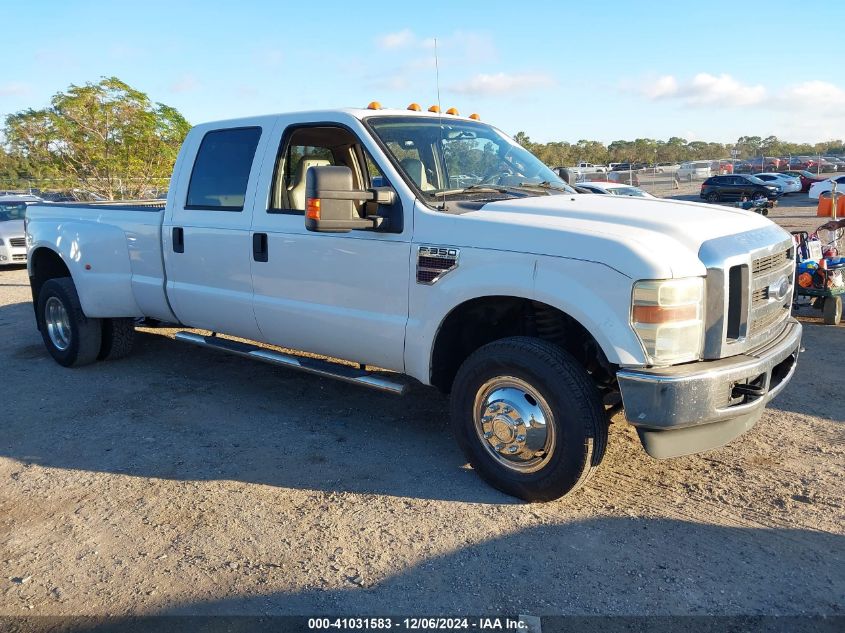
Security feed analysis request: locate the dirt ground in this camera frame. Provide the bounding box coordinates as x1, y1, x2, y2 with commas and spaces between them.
0, 195, 843, 618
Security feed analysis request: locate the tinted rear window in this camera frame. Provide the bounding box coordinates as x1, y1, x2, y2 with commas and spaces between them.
186, 127, 262, 210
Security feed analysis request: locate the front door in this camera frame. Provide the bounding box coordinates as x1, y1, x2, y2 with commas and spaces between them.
248, 122, 412, 372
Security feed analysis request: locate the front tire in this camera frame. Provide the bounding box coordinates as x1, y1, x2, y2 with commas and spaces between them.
450, 337, 608, 502
823, 296, 842, 325
707, 192, 720, 203
36, 277, 102, 367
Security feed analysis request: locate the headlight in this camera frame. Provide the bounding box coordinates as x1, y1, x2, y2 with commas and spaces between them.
631, 277, 705, 366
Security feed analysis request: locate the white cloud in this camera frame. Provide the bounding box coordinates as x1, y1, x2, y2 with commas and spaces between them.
643, 75, 678, 99
376, 29, 415, 49
0, 82, 31, 97
641, 73, 765, 107
450, 72, 555, 96
169, 74, 200, 94
777, 80, 845, 112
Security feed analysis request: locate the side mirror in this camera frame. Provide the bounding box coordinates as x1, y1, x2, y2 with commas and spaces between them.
304, 165, 395, 233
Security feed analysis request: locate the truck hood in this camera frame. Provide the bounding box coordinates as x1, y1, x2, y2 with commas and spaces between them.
0, 220, 24, 241
453, 193, 783, 279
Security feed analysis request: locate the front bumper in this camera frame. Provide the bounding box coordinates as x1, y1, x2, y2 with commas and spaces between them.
0, 244, 27, 265
617, 319, 802, 458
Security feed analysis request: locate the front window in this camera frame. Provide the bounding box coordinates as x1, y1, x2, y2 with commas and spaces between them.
367, 116, 573, 201
0, 203, 27, 221
608, 187, 648, 197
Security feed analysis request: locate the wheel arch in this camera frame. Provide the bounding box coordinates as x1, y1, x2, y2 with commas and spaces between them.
429, 295, 617, 393
29, 246, 73, 321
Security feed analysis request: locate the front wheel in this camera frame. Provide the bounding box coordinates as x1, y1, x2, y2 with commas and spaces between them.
450, 337, 608, 502
36, 277, 102, 367
823, 296, 842, 325
707, 192, 720, 203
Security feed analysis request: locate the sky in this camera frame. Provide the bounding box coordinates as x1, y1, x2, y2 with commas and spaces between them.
2, 0, 844, 145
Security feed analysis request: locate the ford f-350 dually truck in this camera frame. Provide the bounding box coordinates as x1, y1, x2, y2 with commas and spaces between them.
25, 106, 801, 501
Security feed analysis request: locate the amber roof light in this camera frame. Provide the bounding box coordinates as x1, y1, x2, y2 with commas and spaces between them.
446, 107, 459, 115
367, 101, 382, 110
427, 105, 441, 113
407, 103, 421, 111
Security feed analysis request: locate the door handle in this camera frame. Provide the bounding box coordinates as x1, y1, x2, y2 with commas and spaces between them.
172, 227, 184, 253
253, 232, 268, 262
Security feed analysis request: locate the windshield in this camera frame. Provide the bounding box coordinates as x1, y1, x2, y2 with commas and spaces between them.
608, 186, 648, 197
0, 203, 27, 221
367, 116, 574, 198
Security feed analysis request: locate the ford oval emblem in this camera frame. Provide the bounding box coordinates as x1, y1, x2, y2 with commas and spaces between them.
769, 276, 791, 301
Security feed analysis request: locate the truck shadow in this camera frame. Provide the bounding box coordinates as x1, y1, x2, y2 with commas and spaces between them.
1, 301, 508, 503
40, 520, 845, 621
1, 301, 841, 504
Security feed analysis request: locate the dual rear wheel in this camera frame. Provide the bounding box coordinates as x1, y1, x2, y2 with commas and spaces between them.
37, 278, 135, 367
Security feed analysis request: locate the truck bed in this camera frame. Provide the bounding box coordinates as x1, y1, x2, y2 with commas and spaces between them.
26, 200, 174, 322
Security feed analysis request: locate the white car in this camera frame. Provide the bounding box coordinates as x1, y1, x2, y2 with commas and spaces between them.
809, 174, 845, 199
576, 182, 656, 198
677, 161, 713, 181
0, 195, 41, 266
755, 173, 801, 195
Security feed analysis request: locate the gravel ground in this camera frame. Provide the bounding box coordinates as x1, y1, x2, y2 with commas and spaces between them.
0, 195, 843, 617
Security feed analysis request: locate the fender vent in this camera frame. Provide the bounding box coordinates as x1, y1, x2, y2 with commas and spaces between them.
417, 245, 459, 284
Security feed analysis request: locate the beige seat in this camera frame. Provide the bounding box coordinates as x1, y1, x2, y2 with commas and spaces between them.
400, 158, 435, 191
288, 156, 331, 210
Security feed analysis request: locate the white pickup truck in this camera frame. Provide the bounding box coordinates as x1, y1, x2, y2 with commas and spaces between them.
25, 106, 802, 501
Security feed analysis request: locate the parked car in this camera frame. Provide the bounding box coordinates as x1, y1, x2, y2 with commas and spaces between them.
606, 171, 640, 186
610, 162, 647, 172
575, 181, 656, 198
711, 160, 734, 175
787, 157, 818, 171
0, 194, 42, 266
755, 172, 802, 194
677, 161, 713, 181
24, 106, 802, 502
808, 174, 845, 199
780, 170, 822, 192
700, 175, 781, 202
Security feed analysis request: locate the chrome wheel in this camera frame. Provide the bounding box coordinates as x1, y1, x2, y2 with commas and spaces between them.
473, 376, 556, 473
45, 296, 71, 351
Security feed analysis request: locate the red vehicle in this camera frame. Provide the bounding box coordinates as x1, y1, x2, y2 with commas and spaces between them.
781, 170, 825, 192
711, 160, 734, 174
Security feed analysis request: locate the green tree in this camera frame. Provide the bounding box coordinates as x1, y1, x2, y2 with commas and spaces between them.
4, 77, 190, 199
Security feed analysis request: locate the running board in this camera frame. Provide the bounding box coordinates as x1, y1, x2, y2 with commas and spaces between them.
174, 332, 408, 395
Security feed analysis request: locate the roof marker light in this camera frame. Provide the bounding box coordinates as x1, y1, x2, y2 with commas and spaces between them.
367, 101, 382, 110
446, 107, 459, 115
407, 103, 421, 111
428, 105, 441, 113
469, 113, 481, 120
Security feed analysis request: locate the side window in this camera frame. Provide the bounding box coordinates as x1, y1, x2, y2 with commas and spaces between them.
186, 127, 261, 210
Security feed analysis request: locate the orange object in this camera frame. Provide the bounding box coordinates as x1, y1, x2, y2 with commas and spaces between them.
407, 103, 421, 111
817, 195, 833, 217
305, 198, 321, 219
366, 101, 382, 110
469, 113, 481, 120
632, 304, 698, 324
428, 105, 441, 113
798, 272, 813, 288
446, 107, 459, 115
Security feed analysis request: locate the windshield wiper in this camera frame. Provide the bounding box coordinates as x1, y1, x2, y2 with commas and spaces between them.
432, 183, 553, 198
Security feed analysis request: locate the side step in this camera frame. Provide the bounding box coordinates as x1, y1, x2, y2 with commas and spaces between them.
174, 331, 408, 395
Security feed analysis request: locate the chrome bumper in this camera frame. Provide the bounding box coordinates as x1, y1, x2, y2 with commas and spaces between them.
617, 319, 802, 458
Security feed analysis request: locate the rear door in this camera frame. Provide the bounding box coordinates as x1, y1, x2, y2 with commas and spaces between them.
163, 120, 277, 339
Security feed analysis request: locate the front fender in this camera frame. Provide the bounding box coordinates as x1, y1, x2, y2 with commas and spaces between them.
29, 220, 142, 318
404, 249, 647, 386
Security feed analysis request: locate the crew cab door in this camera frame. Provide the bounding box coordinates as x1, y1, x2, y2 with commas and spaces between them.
163, 121, 276, 339
248, 120, 411, 372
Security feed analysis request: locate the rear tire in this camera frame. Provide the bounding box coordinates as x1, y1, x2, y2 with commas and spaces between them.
36, 277, 102, 367
450, 337, 608, 502
99, 318, 136, 360
823, 296, 842, 325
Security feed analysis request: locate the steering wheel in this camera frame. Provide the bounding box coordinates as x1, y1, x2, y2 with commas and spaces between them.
478, 165, 514, 185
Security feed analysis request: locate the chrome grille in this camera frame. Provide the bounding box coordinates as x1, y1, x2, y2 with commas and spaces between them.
747, 247, 793, 347
9, 237, 26, 248
752, 250, 790, 275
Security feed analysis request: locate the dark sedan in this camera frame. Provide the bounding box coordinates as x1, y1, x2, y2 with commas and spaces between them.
699, 175, 781, 203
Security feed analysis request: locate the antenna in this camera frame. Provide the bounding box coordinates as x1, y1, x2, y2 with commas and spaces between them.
435, 38, 446, 208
